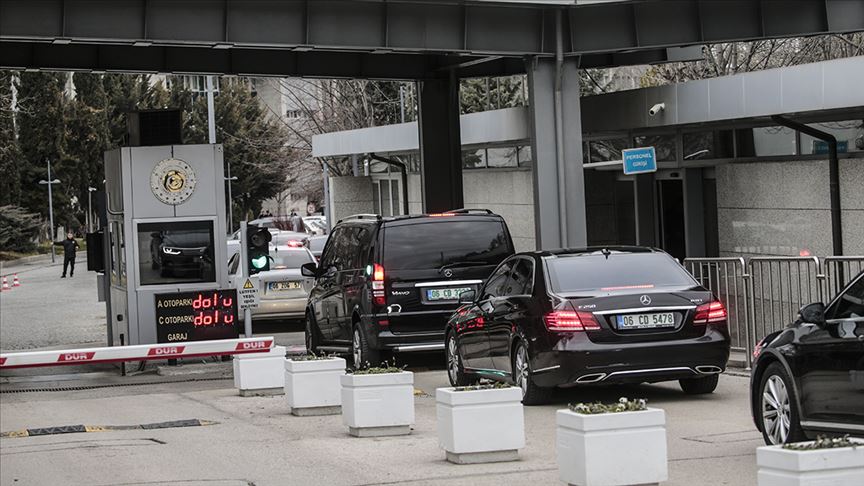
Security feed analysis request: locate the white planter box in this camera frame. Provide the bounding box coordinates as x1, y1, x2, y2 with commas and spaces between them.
557, 407, 668, 486
757, 440, 864, 486
233, 345, 286, 396
436, 386, 524, 464
341, 371, 414, 437
284, 357, 346, 416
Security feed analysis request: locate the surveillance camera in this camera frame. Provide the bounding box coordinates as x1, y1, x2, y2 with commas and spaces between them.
648, 103, 666, 117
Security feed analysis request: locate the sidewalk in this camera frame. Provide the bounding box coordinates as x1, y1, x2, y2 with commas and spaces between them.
0, 371, 762, 486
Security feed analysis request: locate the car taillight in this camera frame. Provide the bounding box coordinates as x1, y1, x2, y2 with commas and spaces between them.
372, 263, 386, 306
693, 301, 727, 325
544, 310, 600, 332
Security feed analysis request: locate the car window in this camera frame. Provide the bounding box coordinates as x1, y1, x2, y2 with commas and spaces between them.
508, 258, 534, 296
319, 227, 343, 270
228, 253, 239, 275
482, 260, 515, 300
270, 250, 315, 269
827, 276, 864, 320
382, 219, 512, 270
546, 252, 696, 293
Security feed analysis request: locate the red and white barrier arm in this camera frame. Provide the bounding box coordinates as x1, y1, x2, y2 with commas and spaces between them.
0, 337, 275, 370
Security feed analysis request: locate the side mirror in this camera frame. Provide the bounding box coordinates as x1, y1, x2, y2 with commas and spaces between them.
458, 290, 476, 304
798, 302, 826, 326
300, 262, 318, 278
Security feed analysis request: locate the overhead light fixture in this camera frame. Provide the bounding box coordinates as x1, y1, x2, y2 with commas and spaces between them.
293, 46, 313, 52
52, 38, 72, 45
213, 43, 232, 49
133, 40, 153, 47
371, 48, 393, 54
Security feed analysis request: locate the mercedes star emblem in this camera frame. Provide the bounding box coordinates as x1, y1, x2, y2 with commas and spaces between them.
444, 269, 453, 278
640, 295, 652, 306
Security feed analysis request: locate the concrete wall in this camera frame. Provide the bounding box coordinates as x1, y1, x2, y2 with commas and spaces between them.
716, 158, 864, 257
333, 169, 536, 251
462, 169, 535, 252
328, 176, 374, 223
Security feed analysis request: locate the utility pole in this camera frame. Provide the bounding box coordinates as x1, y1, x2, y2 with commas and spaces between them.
206, 75, 216, 144
87, 186, 97, 232
38, 159, 61, 263
225, 163, 238, 235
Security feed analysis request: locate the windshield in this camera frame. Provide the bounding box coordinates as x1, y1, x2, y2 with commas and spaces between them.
270, 251, 314, 270
546, 252, 697, 293
383, 219, 512, 270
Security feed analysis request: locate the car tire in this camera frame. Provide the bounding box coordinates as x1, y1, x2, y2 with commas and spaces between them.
305, 311, 320, 355
512, 340, 553, 405
679, 374, 720, 395
758, 362, 806, 445
445, 331, 478, 387
352, 325, 380, 369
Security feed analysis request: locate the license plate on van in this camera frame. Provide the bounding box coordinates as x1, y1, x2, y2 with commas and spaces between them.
426, 287, 471, 301
616, 312, 675, 329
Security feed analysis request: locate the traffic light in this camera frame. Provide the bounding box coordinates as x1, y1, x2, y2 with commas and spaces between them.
246, 225, 272, 275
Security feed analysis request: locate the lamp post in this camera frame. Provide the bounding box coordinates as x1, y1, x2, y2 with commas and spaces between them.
87, 186, 97, 232
38, 159, 61, 263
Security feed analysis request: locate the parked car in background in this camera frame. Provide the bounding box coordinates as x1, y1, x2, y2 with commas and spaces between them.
228, 245, 316, 322
750, 271, 864, 445
304, 234, 328, 260
302, 209, 515, 366
227, 226, 307, 261
445, 247, 731, 404
303, 216, 328, 235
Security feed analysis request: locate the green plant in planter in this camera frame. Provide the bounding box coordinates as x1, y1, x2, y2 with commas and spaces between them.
349, 359, 406, 375
289, 352, 339, 362
568, 397, 648, 414
782, 435, 858, 451
452, 382, 515, 392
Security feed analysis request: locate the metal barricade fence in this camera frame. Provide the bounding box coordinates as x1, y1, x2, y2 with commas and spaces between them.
747, 256, 822, 353
684, 255, 864, 369
682, 258, 751, 366
822, 257, 864, 298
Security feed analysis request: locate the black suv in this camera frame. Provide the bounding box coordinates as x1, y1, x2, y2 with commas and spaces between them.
301, 210, 515, 366
751, 271, 864, 445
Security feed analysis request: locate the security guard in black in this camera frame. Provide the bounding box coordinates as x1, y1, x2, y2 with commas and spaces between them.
55, 232, 80, 278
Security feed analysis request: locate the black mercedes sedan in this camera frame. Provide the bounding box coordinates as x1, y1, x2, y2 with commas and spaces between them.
445, 247, 731, 404
750, 271, 864, 445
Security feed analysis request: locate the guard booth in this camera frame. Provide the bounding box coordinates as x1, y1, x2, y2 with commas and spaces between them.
103, 141, 236, 346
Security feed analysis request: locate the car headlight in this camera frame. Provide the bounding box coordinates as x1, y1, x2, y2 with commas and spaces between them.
162, 247, 181, 255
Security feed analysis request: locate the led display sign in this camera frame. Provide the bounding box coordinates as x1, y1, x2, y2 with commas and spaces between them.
154, 289, 239, 343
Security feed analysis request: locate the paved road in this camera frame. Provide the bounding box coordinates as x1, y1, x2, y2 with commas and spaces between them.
0, 256, 107, 351
0, 370, 762, 486
0, 257, 303, 353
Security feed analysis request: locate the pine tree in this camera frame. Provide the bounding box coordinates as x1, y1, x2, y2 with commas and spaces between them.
16, 72, 67, 231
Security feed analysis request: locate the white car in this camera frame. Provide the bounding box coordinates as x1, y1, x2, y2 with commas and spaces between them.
228, 245, 316, 322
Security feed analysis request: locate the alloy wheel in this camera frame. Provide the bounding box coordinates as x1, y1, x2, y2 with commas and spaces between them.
352, 328, 363, 367
762, 375, 791, 444
446, 335, 459, 385
514, 345, 529, 396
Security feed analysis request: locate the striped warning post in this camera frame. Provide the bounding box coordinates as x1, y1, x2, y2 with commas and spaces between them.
0, 337, 276, 370
12, 274, 20, 287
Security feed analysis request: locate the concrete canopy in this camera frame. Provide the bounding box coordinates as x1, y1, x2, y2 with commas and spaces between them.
2, 0, 863, 78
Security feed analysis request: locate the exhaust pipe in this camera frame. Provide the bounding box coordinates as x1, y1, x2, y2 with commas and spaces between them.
575, 373, 607, 384
695, 365, 723, 374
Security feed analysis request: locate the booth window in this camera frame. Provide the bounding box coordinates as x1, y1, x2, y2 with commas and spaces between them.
137, 220, 216, 286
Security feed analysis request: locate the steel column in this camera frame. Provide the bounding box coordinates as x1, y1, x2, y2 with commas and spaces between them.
527, 56, 587, 250
417, 74, 463, 213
